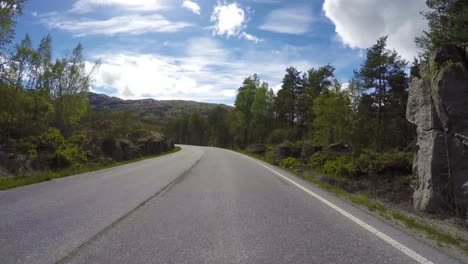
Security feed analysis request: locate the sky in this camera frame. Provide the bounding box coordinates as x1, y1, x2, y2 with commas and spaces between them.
15, 0, 429, 104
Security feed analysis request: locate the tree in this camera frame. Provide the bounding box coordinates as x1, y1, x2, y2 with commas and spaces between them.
250, 83, 275, 143
416, 0, 468, 58
188, 111, 206, 146
207, 106, 231, 147
234, 74, 260, 147
276, 67, 302, 131
312, 85, 352, 145
0, 0, 26, 49
354, 36, 410, 150
51, 43, 99, 133
297, 65, 335, 138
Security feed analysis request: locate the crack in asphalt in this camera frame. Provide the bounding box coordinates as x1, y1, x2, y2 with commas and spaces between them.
54, 153, 204, 264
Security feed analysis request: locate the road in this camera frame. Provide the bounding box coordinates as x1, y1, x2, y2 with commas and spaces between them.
0, 145, 463, 264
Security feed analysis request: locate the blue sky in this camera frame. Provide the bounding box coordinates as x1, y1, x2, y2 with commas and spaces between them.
15, 0, 428, 104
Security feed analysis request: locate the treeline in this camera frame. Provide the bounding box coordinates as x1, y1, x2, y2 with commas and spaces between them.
167, 36, 413, 152
168, 0, 468, 153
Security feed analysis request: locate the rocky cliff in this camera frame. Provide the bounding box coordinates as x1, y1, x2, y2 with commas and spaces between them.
407, 44, 468, 216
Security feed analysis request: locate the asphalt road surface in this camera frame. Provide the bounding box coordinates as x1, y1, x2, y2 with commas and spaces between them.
0, 145, 463, 264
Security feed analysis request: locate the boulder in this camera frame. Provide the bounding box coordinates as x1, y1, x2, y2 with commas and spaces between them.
276, 143, 301, 160
325, 143, 352, 154
300, 141, 322, 159
245, 144, 267, 155
137, 131, 169, 156
0, 152, 34, 176
407, 44, 468, 215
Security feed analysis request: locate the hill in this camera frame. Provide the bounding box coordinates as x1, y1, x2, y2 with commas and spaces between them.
88, 92, 233, 123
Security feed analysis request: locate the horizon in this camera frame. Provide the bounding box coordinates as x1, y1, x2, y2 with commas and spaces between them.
15, 0, 428, 105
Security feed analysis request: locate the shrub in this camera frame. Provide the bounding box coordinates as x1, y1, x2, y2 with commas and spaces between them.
15, 139, 35, 154
50, 145, 90, 169
355, 151, 413, 175
280, 157, 300, 169
51, 147, 75, 168
321, 156, 356, 177
264, 146, 277, 164
307, 152, 330, 169
37, 128, 64, 152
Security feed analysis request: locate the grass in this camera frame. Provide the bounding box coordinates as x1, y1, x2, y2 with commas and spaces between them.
237, 150, 468, 254
0, 147, 181, 190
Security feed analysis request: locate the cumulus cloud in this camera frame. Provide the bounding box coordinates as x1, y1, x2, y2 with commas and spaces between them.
182, 1, 201, 15
89, 38, 314, 102
323, 0, 428, 60
210, 1, 261, 43
260, 7, 314, 34
45, 14, 191, 36
71, 0, 166, 13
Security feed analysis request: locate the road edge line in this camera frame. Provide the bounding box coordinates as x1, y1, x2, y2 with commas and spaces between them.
231, 149, 433, 264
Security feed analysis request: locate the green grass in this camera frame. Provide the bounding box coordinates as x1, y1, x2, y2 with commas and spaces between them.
237, 150, 468, 254
0, 147, 181, 190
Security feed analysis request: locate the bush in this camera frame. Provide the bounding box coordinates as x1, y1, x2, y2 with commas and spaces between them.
307, 152, 331, 169
356, 151, 413, 175
50, 145, 90, 169
15, 139, 35, 154
280, 157, 300, 169
264, 146, 277, 164
37, 128, 64, 152
321, 156, 356, 177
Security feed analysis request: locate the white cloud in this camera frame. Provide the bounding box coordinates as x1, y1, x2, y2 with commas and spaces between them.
210, 1, 261, 43
71, 0, 166, 13
89, 37, 314, 102
182, 1, 201, 15
241, 32, 262, 43
260, 7, 313, 34
323, 0, 428, 60
211, 2, 246, 37
45, 14, 191, 36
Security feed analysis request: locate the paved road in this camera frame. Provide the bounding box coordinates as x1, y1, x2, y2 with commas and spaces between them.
0, 146, 463, 264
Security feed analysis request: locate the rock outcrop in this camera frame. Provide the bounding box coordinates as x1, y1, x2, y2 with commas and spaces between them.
101, 131, 174, 162
407, 44, 468, 215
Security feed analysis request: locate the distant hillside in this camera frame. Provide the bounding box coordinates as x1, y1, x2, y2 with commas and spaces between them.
88, 92, 233, 123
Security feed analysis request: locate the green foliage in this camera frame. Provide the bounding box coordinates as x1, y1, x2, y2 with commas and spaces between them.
353, 37, 412, 151
307, 152, 330, 169
355, 151, 413, 176
264, 146, 277, 164
308, 150, 413, 178
267, 129, 288, 144
312, 86, 352, 145
280, 157, 300, 169
416, 0, 468, 58
276, 67, 302, 129
37, 128, 65, 151
321, 156, 356, 177
0, 0, 26, 48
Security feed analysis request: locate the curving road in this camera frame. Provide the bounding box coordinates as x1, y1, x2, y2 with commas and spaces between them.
0, 146, 463, 264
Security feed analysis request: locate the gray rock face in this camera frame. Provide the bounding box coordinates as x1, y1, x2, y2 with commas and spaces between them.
407, 44, 468, 215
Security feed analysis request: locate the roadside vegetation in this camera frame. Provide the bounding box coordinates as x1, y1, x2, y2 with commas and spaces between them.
0, 0, 174, 187
0, 147, 181, 190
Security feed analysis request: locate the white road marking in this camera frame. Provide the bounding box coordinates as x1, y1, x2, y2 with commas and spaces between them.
239, 153, 433, 264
